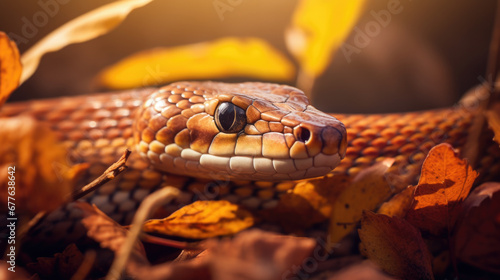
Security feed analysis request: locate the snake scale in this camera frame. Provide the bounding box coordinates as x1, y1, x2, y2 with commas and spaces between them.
2, 81, 500, 247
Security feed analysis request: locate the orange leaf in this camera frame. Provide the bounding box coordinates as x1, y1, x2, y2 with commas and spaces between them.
406, 143, 478, 236
328, 159, 395, 245
359, 211, 434, 280
0, 117, 73, 214
454, 182, 500, 274
0, 32, 22, 107
143, 200, 254, 239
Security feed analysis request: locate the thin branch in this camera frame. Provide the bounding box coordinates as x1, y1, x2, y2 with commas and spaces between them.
69, 149, 131, 201
106, 186, 180, 280
71, 250, 97, 280
141, 233, 202, 250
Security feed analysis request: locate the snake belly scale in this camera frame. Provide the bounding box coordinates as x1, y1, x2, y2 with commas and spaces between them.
1, 81, 500, 243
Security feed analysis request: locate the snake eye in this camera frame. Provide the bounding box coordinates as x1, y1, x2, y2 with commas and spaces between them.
215, 102, 247, 133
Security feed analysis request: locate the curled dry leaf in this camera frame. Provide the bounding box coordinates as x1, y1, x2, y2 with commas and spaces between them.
328, 158, 395, 246
76, 202, 147, 259
358, 211, 434, 280
286, 0, 366, 78
26, 243, 84, 280
20, 0, 154, 83
98, 37, 295, 89
263, 174, 350, 231
0, 31, 22, 107
406, 143, 478, 236
0, 117, 74, 214
142, 200, 254, 239
378, 185, 416, 218
454, 182, 500, 274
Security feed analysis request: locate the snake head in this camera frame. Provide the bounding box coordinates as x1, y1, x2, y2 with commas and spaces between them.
134, 82, 347, 181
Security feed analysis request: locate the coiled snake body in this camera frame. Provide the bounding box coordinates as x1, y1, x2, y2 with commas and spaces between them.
2, 82, 499, 243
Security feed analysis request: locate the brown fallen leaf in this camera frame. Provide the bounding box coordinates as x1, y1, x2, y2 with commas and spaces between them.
0, 31, 22, 107
20, 0, 155, 83
328, 159, 395, 246
328, 260, 397, 280
76, 202, 146, 259
142, 200, 254, 239
453, 182, 500, 274
358, 211, 434, 280
0, 117, 75, 214
406, 143, 478, 236
97, 37, 295, 89
208, 229, 315, 280
126, 229, 315, 280
378, 185, 416, 218
26, 243, 84, 280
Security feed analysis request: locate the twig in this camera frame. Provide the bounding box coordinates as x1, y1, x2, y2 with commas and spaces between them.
105, 186, 180, 280
69, 149, 131, 201
71, 250, 97, 280
141, 233, 202, 250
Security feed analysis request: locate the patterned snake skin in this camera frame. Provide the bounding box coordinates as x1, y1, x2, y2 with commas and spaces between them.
1, 81, 500, 245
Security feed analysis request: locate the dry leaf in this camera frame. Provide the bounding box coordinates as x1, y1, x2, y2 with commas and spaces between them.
0, 117, 73, 214
77, 202, 146, 258
142, 200, 254, 239
263, 174, 350, 231
127, 229, 314, 280
20, 0, 154, 83
328, 159, 395, 246
330, 261, 397, 280
208, 229, 315, 280
26, 244, 84, 280
0, 32, 22, 107
485, 103, 500, 146
286, 0, 366, 78
378, 185, 416, 218
358, 211, 434, 280
454, 182, 500, 274
406, 143, 478, 236
98, 37, 295, 89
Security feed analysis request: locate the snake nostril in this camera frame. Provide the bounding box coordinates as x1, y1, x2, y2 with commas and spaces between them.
296, 127, 311, 143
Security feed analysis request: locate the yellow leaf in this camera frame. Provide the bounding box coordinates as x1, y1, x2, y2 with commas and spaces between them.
20, 0, 154, 84
328, 158, 394, 246
0, 32, 22, 107
377, 185, 416, 218
261, 174, 350, 232
97, 37, 295, 89
142, 200, 254, 239
286, 0, 366, 78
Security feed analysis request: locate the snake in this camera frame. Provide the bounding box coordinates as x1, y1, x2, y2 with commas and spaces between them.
1, 81, 500, 246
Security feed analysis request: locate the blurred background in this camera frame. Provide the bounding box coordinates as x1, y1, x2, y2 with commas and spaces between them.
0, 0, 496, 113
